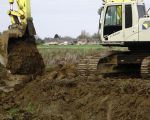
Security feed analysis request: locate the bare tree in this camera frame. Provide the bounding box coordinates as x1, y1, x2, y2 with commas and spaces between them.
77, 30, 91, 39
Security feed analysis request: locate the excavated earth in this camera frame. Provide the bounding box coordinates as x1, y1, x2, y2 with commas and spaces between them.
0, 63, 150, 120
7, 39, 45, 75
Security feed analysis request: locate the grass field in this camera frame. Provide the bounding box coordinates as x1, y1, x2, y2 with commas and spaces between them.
38, 45, 103, 68
37, 44, 105, 49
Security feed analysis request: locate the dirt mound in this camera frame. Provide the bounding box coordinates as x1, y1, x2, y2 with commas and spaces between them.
7, 39, 45, 75
0, 65, 150, 120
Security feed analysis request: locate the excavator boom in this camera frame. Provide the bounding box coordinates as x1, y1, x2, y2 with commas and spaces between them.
8, 0, 36, 37
8, 0, 31, 24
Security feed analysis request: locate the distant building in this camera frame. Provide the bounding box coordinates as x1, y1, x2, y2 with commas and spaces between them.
77, 39, 88, 45
43, 38, 74, 45
44, 41, 58, 45
77, 38, 99, 45
58, 41, 68, 45
88, 39, 99, 45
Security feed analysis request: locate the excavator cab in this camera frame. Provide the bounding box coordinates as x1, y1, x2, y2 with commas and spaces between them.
99, 0, 150, 48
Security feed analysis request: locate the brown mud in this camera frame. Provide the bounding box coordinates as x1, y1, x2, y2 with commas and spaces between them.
0, 64, 150, 120
7, 38, 45, 75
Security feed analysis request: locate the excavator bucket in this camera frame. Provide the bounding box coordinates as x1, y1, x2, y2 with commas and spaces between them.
0, 30, 45, 75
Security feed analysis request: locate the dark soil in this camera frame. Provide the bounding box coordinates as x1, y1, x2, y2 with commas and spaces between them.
7, 39, 45, 75
0, 64, 150, 120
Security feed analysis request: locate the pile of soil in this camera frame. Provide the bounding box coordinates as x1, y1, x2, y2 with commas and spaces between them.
0, 65, 150, 120
7, 39, 45, 75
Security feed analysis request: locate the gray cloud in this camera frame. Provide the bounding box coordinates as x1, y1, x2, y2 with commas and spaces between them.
0, 0, 150, 38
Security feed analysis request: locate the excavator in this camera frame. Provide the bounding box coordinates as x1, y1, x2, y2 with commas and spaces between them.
78, 0, 150, 78
0, 0, 45, 92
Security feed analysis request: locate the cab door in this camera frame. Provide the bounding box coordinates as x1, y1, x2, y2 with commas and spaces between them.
103, 5, 124, 42
124, 4, 138, 41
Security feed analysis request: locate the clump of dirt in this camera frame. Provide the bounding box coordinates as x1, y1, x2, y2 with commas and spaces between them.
0, 52, 150, 120
0, 64, 8, 79
45, 64, 77, 80
0, 65, 150, 120
7, 38, 45, 75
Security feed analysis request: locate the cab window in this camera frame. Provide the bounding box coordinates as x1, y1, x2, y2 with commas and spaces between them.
125, 5, 132, 28
137, 5, 146, 18
104, 5, 122, 36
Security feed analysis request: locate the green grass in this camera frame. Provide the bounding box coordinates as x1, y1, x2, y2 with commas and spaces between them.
37, 44, 105, 49
38, 45, 102, 68
7, 105, 35, 120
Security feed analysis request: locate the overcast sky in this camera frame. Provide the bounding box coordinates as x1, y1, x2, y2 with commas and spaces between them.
0, 0, 150, 38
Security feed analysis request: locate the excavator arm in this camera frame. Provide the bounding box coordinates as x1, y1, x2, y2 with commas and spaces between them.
8, 0, 31, 24
8, 0, 36, 37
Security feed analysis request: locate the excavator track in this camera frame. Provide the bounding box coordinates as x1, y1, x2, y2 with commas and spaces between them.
77, 51, 117, 76
141, 56, 150, 79
78, 50, 150, 79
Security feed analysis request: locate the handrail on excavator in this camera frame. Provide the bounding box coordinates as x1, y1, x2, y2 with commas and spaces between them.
103, 0, 144, 3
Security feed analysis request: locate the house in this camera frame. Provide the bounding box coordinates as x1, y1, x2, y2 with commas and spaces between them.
77, 38, 99, 45
59, 41, 70, 45
88, 39, 99, 45
44, 41, 58, 45
77, 39, 88, 45
43, 39, 60, 45
43, 38, 75, 46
